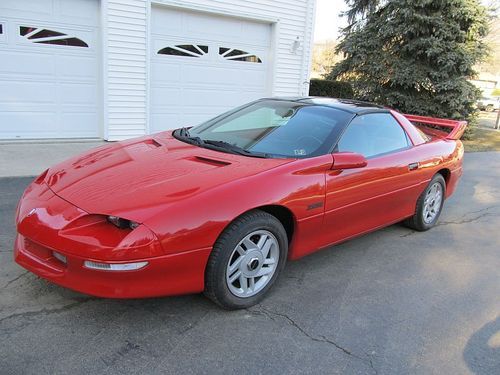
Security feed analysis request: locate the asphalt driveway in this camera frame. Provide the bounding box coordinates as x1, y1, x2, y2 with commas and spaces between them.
0, 152, 499, 374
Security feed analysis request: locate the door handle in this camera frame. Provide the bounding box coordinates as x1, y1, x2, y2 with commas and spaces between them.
408, 162, 419, 171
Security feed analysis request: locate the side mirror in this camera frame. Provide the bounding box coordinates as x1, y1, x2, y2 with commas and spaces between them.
331, 152, 367, 170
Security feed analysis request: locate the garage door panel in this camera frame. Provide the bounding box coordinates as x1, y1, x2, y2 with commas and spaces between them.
0, 112, 59, 135
151, 113, 182, 129
177, 89, 263, 108
241, 23, 272, 46
1, 0, 51, 16
151, 10, 182, 35
151, 9, 271, 46
60, 112, 99, 135
186, 15, 243, 40
153, 113, 212, 129
0, 81, 56, 104
152, 64, 267, 89
59, 0, 99, 26
178, 89, 236, 106
151, 63, 182, 84
151, 87, 183, 107
57, 55, 98, 80
150, 6, 272, 134
0, 52, 55, 77
182, 114, 220, 127
0, 0, 100, 139
181, 65, 267, 86
60, 84, 97, 105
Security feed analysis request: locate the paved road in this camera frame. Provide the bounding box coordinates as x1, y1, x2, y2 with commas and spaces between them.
0, 152, 499, 375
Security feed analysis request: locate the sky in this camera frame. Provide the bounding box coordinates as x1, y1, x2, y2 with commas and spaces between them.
313, 0, 499, 42
313, 0, 348, 42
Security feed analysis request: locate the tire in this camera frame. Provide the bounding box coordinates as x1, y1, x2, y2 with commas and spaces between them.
204, 210, 288, 309
405, 174, 446, 231
485, 104, 494, 112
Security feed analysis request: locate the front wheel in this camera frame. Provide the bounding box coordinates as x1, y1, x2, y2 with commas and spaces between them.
405, 174, 446, 231
204, 210, 288, 309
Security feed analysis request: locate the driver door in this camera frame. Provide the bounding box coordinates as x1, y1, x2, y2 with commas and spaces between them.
319, 113, 424, 247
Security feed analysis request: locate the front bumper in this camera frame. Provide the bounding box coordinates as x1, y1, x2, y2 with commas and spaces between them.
14, 234, 211, 298
14, 179, 211, 298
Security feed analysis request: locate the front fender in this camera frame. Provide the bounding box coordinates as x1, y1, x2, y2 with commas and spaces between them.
145, 154, 333, 256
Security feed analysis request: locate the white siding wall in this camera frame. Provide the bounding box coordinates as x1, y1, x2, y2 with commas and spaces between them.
103, 0, 316, 140
103, 0, 149, 140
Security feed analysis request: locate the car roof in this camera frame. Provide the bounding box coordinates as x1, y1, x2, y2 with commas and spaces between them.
263, 96, 389, 115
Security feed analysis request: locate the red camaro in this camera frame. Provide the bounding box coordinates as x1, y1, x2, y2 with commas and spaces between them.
14, 98, 465, 309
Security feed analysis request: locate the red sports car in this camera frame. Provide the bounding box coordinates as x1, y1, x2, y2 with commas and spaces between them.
14, 98, 466, 309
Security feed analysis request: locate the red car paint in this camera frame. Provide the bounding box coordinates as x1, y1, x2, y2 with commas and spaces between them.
14, 104, 465, 298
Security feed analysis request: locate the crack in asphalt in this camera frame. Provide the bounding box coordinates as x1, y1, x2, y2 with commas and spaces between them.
0, 270, 29, 289
248, 306, 377, 374
0, 297, 96, 325
176, 310, 211, 336
100, 340, 146, 367
400, 231, 417, 238
400, 205, 500, 237
437, 211, 499, 227
369, 357, 379, 375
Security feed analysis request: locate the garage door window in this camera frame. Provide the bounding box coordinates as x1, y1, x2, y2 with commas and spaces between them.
19, 26, 88, 47
158, 44, 208, 57
219, 47, 262, 63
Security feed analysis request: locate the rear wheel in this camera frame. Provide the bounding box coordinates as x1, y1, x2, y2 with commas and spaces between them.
405, 174, 446, 231
204, 210, 288, 309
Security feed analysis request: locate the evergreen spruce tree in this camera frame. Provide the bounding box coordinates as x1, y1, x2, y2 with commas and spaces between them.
327, 0, 490, 124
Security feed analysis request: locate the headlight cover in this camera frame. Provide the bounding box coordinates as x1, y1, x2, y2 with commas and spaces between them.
107, 215, 140, 230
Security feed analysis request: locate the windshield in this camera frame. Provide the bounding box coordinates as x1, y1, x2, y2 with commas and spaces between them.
175, 100, 353, 158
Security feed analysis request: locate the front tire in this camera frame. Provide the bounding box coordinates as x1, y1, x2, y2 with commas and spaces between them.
204, 210, 288, 309
405, 174, 446, 231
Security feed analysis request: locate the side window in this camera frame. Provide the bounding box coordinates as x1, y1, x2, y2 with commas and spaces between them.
337, 113, 410, 158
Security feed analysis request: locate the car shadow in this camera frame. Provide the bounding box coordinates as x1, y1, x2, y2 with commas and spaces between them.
463, 316, 500, 375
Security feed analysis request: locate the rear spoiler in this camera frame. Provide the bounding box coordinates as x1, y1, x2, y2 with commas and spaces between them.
404, 114, 467, 140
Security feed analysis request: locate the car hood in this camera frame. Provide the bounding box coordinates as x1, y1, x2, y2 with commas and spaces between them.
45, 132, 292, 222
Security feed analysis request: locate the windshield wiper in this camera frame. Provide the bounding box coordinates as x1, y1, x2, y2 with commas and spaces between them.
176, 127, 204, 145
174, 128, 269, 158
202, 139, 270, 158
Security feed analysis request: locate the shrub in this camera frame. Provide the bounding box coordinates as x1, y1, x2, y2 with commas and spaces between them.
327, 0, 489, 134
309, 79, 354, 99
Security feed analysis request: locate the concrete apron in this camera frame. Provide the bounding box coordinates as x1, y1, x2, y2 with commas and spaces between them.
0, 140, 107, 178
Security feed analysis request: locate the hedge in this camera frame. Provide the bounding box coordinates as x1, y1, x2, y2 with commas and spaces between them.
309, 79, 354, 99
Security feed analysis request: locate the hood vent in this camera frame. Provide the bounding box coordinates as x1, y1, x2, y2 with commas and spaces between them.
143, 139, 162, 148
189, 156, 231, 167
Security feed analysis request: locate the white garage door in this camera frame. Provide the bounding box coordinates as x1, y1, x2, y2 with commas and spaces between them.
0, 0, 100, 139
150, 7, 273, 133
